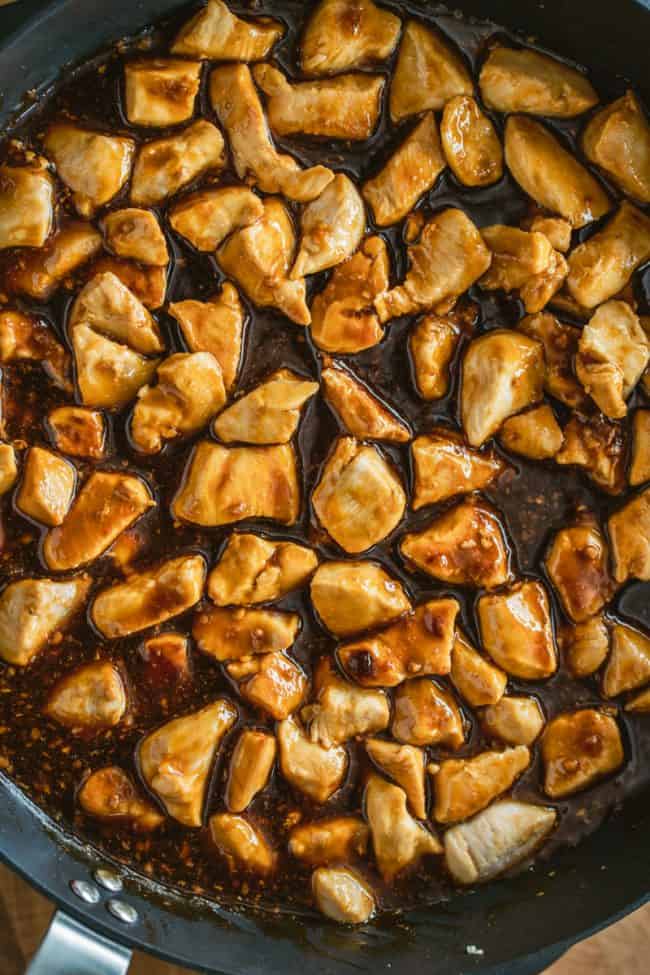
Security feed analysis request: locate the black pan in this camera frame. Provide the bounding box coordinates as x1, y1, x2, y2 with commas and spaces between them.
0, 2, 649, 973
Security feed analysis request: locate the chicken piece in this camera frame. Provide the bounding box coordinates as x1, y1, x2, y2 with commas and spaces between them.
101, 208, 168, 266
0, 309, 70, 389
339, 598, 458, 687
193, 605, 300, 662
124, 58, 201, 127
362, 113, 446, 226
461, 329, 544, 447
545, 515, 613, 623
480, 225, 554, 292
560, 616, 610, 678
47, 407, 106, 460
365, 739, 426, 818
478, 581, 557, 680
172, 441, 299, 527
479, 45, 598, 117
541, 709, 624, 798
481, 696, 545, 747
131, 352, 226, 454
210, 64, 333, 203
217, 198, 309, 326
209, 812, 275, 874
375, 209, 491, 323
169, 284, 244, 393
365, 774, 441, 881
290, 815, 369, 865
519, 312, 585, 409
43, 124, 134, 217
302, 657, 389, 747
78, 767, 164, 831
450, 630, 507, 709
208, 533, 317, 607
0, 574, 90, 666
92, 554, 206, 639
321, 364, 410, 443
70, 272, 164, 355
556, 414, 626, 495
140, 698, 237, 826
4, 220, 102, 301
400, 499, 511, 590
582, 91, 650, 203
227, 651, 307, 719
139, 632, 190, 687
441, 95, 503, 188
16, 446, 75, 527
409, 312, 468, 401
300, 0, 401, 75
169, 187, 263, 253
575, 301, 649, 418
389, 20, 472, 121
225, 729, 276, 813
499, 405, 563, 460
312, 868, 375, 924
214, 369, 317, 445
504, 116, 610, 228
433, 746, 530, 824
603, 623, 650, 697
43, 471, 152, 572
45, 661, 126, 730
391, 678, 464, 749
253, 64, 383, 141
0, 443, 18, 495
411, 430, 505, 508
630, 410, 650, 487
608, 487, 650, 583
86, 255, 167, 310
130, 120, 225, 207
312, 437, 406, 554
277, 715, 348, 802
444, 799, 557, 885
310, 560, 410, 637
172, 0, 283, 59
526, 216, 572, 254
0, 163, 54, 249
292, 175, 365, 279
310, 236, 389, 353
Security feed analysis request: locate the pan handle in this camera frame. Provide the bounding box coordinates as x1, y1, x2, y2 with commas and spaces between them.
25, 910, 132, 975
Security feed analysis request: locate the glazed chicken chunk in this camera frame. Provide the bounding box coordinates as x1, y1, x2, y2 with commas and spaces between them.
214, 369, 318, 445
479, 45, 598, 117
602, 623, 650, 698
441, 95, 503, 190
411, 430, 506, 507
312, 868, 375, 925
364, 774, 441, 881
78, 767, 164, 831
16, 446, 75, 527
433, 746, 531, 824
498, 404, 564, 460
88, 254, 168, 309
172, 0, 283, 60
478, 581, 557, 680
43, 124, 134, 216
46, 661, 126, 730
70, 272, 164, 355
556, 414, 626, 495
389, 20, 472, 121
321, 364, 410, 443
0, 574, 90, 666
450, 631, 507, 709
169, 284, 244, 392
169, 187, 263, 253
5, 220, 102, 301
560, 615, 610, 678
519, 312, 585, 409
130, 120, 225, 206
480, 225, 554, 293
0, 163, 54, 249
582, 90, 650, 203
365, 739, 425, 819
526, 216, 572, 254
72, 325, 159, 409
227, 651, 307, 719
575, 300, 649, 418
391, 677, 465, 749
481, 696, 545, 747
292, 174, 365, 278
0, 442, 18, 495
0, 309, 70, 389
545, 514, 613, 622
608, 487, 650, 583
208, 533, 317, 606
300, 0, 401, 75
101, 208, 169, 266
541, 709, 624, 799
193, 605, 300, 662
301, 658, 389, 747
209, 813, 275, 875
289, 815, 369, 866
225, 729, 276, 812
630, 410, 650, 486
408, 312, 468, 400
277, 715, 348, 802
310, 560, 410, 637
124, 58, 202, 127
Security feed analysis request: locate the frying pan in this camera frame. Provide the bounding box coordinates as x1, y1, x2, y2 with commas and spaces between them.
0, 1, 649, 972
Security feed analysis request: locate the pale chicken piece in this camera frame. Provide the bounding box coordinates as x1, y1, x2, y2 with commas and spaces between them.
130, 121, 225, 207
365, 739, 426, 819
292, 175, 365, 279
321, 364, 410, 443
302, 657, 389, 747
339, 598, 458, 687
86, 255, 167, 310
541, 709, 624, 798
0, 309, 70, 389
409, 313, 467, 401
4, 220, 102, 301
0, 163, 53, 249
389, 20, 472, 122
169, 187, 263, 252
365, 774, 441, 881
433, 746, 530, 824
609, 487, 650, 583
312, 437, 406, 553
312, 868, 375, 924
225, 729, 276, 813
504, 116, 610, 228
575, 301, 649, 418
214, 369, 318, 445
582, 91, 650, 203
210, 64, 333, 203
217, 198, 309, 326
526, 216, 572, 254
47, 406, 106, 459
209, 813, 275, 874
0, 443, 17, 495
499, 405, 563, 460
172, 0, 283, 60
227, 651, 307, 719
631, 411, 650, 486
559, 615, 610, 678
131, 352, 226, 454
169, 284, 244, 392
479, 45, 598, 117
444, 799, 557, 885
375, 209, 491, 323
193, 605, 300, 662
603, 623, 650, 697
70, 272, 164, 355
253, 64, 384, 141
362, 113, 446, 227
512, 250, 567, 315
78, 767, 164, 831
391, 678, 464, 748
545, 514, 613, 623
16, 446, 75, 527
480, 225, 554, 292
277, 715, 348, 802
481, 697, 545, 747
46, 661, 126, 729
626, 687, 650, 712
478, 581, 557, 680
0, 574, 90, 666
400, 499, 511, 590
519, 312, 585, 409
140, 698, 237, 826
208, 533, 317, 606
172, 441, 300, 527
124, 58, 201, 127
556, 414, 627, 495
101, 208, 168, 266
43, 471, 153, 572
450, 630, 507, 709
411, 429, 505, 508
310, 560, 410, 637
43, 124, 134, 217
441, 95, 503, 188
289, 816, 369, 865
461, 329, 544, 447
92, 554, 206, 639
300, 0, 401, 75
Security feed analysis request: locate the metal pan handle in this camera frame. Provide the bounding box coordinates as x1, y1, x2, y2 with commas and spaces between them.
26, 910, 132, 975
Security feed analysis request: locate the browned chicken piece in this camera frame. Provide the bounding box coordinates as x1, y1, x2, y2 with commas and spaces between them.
582, 91, 650, 203
440, 95, 503, 188
478, 581, 557, 680
208, 533, 317, 606
389, 20, 472, 121
0, 162, 54, 249
608, 488, 650, 583
309, 236, 389, 353
375, 209, 491, 323
169, 284, 244, 392
226, 729, 276, 813
545, 514, 614, 623
0, 309, 70, 389
78, 766, 164, 831
70, 272, 164, 355
130, 121, 225, 207
292, 175, 365, 279
365, 774, 441, 881
602, 623, 650, 697
411, 429, 506, 508
480, 225, 565, 309
310, 560, 410, 638
556, 414, 626, 494
172, 441, 299, 527
131, 352, 226, 454
4, 220, 102, 301
277, 714, 348, 802
73, 326, 158, 409
450, 630, 507, 709
519, 312, 585, 409
541, 709, 624, 798
210, 64, 333, 203
301, 658, 389, 747
300, 0, 401, 75
481, 696, 545, 747
16, 446, 75, 527
559, 615, 610, 678
321, 364, 410, 443
525, 216, 572, 253
139, 698, 237, 826
46, 661, 126, 730
461, 329, 544, 447
139, 632, 190, 687
169, 187, 263, 253
365, 738, 426, 818
92, 554, 206, 638
312, 437, 406, 554
504, 116, 610, 228
575, 301, 649, 418
499, 405, 564, 460
312, 868, 375, 924
124, 58, 201, 127
43, 471, 152, 572
193, 605, 300, 662
409, 312, 469, 400
362, 113, 446, 226
172, 0, 283, 60
227, 651, 307, 719
214, 369, 318, 445
289, 815, 369, 865
479, 45, 598, 117
209, 813, 275, 874
86, 255, 167, 310
630, 410, 650, 486
43, 124, 134, 217
0, 574, 90, 666
391, 677, 465, 748
339, 598, 458, 687
400, 499, 511, 590
0, 442, 17, 495
433, 746, 530, 824
625, 687, 650, 712
101, 208, 168, 266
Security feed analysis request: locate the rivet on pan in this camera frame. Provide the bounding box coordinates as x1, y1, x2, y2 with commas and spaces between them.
107, 899, 139, 924
70, 879, 101, 904
94, 868, 123, 893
